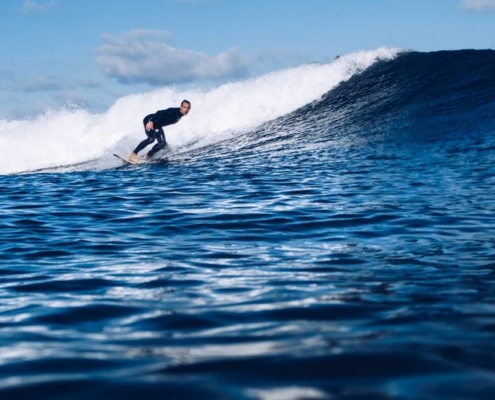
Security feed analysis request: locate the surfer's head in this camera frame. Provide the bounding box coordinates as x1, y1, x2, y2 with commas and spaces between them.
180, 100, 191, 116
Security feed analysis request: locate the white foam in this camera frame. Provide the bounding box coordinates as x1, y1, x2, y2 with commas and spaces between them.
0, 48, 401, 174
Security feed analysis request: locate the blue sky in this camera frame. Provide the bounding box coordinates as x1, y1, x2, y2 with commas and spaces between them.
1, 0, 495, 119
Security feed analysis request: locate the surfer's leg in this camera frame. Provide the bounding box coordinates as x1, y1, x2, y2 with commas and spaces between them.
132, 125, 157, 155
133, 137, 155, 155
146, 129, 167, 158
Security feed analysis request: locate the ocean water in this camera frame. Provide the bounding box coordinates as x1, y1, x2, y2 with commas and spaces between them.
1, 48, 495, 399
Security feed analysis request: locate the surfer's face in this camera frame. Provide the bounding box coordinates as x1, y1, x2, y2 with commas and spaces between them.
180, 102, 191, 116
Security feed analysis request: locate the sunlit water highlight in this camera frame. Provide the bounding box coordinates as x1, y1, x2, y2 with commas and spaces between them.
1, 49, 495, 399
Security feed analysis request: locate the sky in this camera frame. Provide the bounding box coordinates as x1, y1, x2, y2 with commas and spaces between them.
1, 0, 495, 119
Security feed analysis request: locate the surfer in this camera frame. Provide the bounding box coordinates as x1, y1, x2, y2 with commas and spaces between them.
129, 100, 191, 162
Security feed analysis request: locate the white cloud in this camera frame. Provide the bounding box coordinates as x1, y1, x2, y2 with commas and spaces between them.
461, 0, 495, 11
96, 30, 251, 85
14, 74, 64, 92
22, 0, 57, 13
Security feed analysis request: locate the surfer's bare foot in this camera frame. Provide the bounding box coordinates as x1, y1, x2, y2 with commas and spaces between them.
129, 153, 138, 162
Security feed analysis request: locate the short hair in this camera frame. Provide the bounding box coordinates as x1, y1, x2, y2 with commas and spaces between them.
181, 99, 191, 107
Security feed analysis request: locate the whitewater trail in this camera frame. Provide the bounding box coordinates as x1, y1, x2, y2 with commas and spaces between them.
0, 48, 401, 175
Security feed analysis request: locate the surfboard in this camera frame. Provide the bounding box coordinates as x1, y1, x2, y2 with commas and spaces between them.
113, 153, 146, 165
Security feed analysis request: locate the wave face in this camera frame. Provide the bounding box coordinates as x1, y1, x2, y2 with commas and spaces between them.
0, 48, 399, 175
199, 49, 495, 161
1, 49, 495, 399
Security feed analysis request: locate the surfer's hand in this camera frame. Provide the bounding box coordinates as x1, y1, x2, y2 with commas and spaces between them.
146, 121, 154, 131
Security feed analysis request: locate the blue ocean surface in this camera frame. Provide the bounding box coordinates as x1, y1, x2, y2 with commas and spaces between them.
1, 49, 495, 399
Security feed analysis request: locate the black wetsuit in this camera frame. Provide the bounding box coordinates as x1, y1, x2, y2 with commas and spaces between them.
133, 107, 183, 158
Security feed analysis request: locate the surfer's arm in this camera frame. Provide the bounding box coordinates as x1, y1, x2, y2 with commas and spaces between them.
144, 108, 177, 131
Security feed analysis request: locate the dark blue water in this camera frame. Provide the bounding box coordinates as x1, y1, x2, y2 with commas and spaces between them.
1, 50, 495, 399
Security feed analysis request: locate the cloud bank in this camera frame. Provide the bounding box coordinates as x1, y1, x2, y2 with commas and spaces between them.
14, 74, 63, 92
96, 30, 251, 85
461, 0, 495, 11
